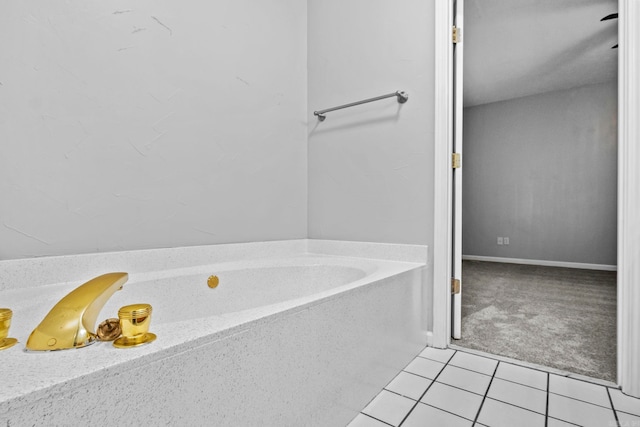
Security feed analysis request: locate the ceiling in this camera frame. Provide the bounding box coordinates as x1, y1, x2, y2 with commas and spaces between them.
463, 0, 618, 107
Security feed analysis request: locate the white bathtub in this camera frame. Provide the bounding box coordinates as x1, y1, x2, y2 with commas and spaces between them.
0, 240, 428, 426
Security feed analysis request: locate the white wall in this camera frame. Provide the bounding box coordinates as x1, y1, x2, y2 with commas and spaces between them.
0, 1, 307, 259
462, 81, 618, 265
307, 0, 435, 247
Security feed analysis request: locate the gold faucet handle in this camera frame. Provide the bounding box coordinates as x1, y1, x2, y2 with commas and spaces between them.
113, 303, 156, 348
97, 318, 121, 341
0, 308, 18, 351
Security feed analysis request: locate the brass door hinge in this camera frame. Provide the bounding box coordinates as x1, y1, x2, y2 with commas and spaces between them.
452, 26, 460, 43
452, 152, 461, 169
451, 278, 461, 294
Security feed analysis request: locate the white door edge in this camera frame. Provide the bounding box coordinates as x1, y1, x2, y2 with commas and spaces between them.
617, 0, 640, 398
432, 0, 455, 349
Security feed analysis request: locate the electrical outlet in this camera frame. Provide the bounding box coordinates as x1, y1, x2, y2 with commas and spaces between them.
504, 237, 509, 245
497, 237, 503, 245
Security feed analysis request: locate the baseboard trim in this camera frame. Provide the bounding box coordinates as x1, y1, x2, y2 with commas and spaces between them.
462, 255, 617, 271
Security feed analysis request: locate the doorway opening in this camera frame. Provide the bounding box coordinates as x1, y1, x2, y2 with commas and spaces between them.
454, 0, 618, 382
435, 0, 640, 398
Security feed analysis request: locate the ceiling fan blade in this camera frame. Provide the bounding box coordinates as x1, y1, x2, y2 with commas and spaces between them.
601, 13, 618, 21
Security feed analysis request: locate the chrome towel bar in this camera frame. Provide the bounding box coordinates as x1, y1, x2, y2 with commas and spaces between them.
314, 90, 408, 121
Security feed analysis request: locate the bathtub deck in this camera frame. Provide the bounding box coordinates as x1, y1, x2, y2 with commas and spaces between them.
0, 239, 428, 426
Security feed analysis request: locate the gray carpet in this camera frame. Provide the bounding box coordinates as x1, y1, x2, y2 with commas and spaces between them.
457, 260, 617, 382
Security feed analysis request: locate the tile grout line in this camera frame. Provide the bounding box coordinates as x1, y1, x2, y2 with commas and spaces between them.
451, 345, 616, 389
408, 354, 494, 398
492, 375, 547, 393
614, 408, 640, 418
397, 350, 458, 426
398, 369, 438, 382
552, 372, 617, 389
381, 388, 418, 401
427, 374, 548, 417
358, 412, 394, 427
450, 349, 549, 393
483, 396, 548, 417
410, 377, 546, 418
606, 387, 621, 427
431, 378, 486, 398
447, 363, 495, 377
547, 390, 619, 410
422, 375, 549, 416
355, 350, 436, 426
548, 371, 623, 410
547, 416, 582, 426
471, 359, 500, 425
397, 369, 435, 383
545, 372, 549, 427
420, 401, 479, 423
416, 353, 458, 366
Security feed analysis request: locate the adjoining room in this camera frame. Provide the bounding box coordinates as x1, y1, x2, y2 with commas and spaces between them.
459, 0, 618, 381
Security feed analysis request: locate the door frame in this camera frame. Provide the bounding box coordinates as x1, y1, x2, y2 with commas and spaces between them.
432, 0, 640, 397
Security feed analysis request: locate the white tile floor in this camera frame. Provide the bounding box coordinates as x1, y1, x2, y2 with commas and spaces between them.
350, 347, 640, 427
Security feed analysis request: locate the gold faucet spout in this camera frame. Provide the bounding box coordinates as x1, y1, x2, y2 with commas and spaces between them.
26, 272, 128, 351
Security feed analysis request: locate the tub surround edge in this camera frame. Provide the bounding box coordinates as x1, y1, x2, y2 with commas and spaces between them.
0, 239, 428, 293
306, 239, 429, 264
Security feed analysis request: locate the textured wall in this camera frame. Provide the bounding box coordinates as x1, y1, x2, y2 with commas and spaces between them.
0, 1, 307, 259
462, 81, 618, 265
307, 0, 435, 246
